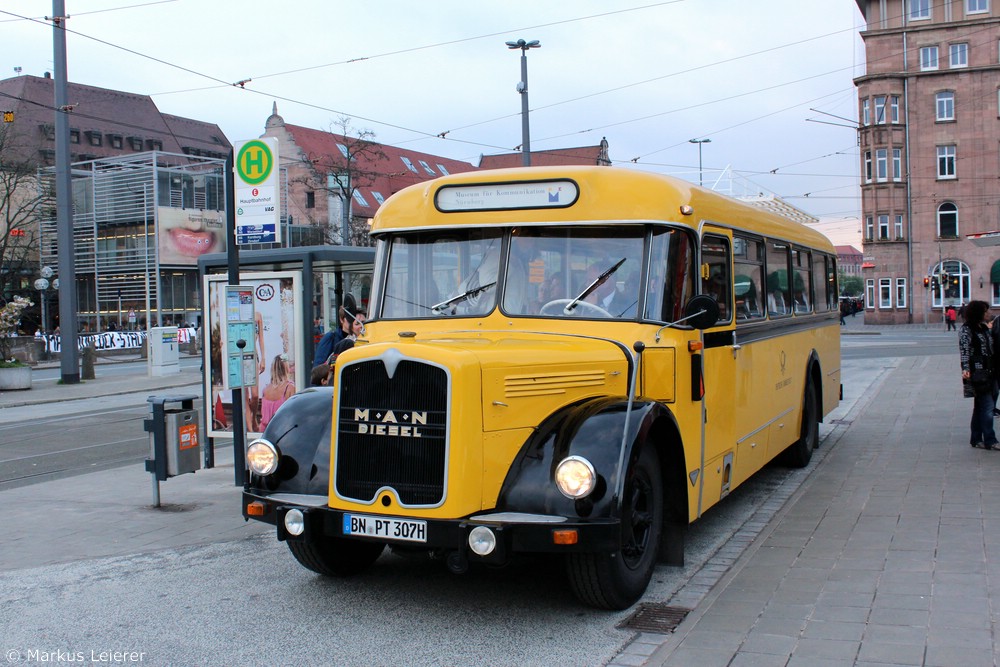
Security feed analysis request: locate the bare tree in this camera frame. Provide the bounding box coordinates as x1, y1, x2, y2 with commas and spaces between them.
295, 116, 387, 247
0, 122, 49, 305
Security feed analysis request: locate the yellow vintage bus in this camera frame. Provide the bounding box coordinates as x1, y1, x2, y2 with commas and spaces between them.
243, 166, 841, 609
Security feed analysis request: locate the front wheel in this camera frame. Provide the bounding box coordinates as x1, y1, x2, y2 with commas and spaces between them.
287, 536, 385, 577
566, 446, 663, 610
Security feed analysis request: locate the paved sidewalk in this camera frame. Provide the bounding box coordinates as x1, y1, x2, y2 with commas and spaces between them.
4, 321, 991, 667
0, 354, 202, 410
0, 355, 268, 571
644, 352, 1000, 667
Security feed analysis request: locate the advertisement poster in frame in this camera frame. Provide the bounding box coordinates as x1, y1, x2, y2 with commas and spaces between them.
203, 271, 302, 439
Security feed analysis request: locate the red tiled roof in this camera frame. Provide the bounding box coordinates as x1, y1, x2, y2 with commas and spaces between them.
835, 245, 862, 257
283, 123, 479, 217
479, 145, 609, 169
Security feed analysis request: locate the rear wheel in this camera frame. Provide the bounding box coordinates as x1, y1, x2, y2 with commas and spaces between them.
287, 536, 385, 577
780, 380, 818, 468
566, 446, 663, 610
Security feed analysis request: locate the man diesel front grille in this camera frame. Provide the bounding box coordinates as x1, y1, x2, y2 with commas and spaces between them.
335, 359, 449, 506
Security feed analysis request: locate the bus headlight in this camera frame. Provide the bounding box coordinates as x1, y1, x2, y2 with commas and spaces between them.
555, 455, 596, 499
247, 439, 279, 476
284, 509, 305, 536
468, 526, 497, 556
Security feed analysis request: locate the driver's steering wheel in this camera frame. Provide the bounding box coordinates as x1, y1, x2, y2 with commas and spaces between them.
539, 298, 613, 318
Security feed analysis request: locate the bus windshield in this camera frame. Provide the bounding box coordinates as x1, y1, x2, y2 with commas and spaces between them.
377, 224, 696, 321
380, 229, 502, 319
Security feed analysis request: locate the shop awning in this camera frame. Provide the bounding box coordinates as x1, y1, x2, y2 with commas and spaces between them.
968, 230, 1000, 247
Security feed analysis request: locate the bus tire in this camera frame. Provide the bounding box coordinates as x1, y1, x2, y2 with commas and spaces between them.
566, 445, 663, 610
287, 536, 384, 577
780, 380, 818, 468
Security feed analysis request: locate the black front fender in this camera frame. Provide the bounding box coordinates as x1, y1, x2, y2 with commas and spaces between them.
496, 397, 677, 520
251, 387, 333, 494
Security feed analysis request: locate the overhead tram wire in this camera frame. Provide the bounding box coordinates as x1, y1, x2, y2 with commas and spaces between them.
0, 0, 178, 23
147, 0, 690, 97
3, 5, 887, 176
5, 3, 864, 162
14, 2, 867, 155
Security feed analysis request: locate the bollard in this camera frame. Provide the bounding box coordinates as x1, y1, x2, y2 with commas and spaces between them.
81, 344, 96, 380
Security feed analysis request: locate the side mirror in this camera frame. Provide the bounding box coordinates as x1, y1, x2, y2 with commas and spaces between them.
683, 295, 720, 330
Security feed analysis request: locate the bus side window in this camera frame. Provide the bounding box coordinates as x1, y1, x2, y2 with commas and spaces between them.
734, 271, 761, 319
701, 235, 731, 324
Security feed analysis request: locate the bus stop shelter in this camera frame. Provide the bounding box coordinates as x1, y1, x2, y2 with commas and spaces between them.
197, 245, 375, 471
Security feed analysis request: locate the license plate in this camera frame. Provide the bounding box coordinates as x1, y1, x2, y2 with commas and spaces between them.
343, 513, 427, 543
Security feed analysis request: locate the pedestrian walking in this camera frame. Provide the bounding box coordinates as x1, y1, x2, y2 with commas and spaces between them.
946, 305, 957, 331
991, 311, 1000, 416
959, 300, 997, 449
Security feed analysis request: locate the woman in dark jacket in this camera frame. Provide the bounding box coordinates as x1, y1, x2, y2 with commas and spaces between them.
959, 300, 997, 449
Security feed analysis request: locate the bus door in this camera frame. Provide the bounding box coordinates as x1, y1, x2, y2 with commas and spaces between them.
698, 230, 737, 515
731, 234, 773, 486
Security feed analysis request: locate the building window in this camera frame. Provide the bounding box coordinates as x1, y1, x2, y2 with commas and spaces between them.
69, 129, 80, 144
878, 214, 890, 240
967, 0, 988, 14
337, 144, 349, 159
920, 46, 939, 70
992, 281, 1000, 307
937, 201, 959, 237
400, 156, 418, 173
876, 149, 888, 181
865, 216, 874, 241
937, 145, 957, 178
86, 131, 102, 147
866, 279, 876, 309
895, 278, 907, 308
910, 0, 931, 19
108, 134, 123, 149
305, 191, 315, 209
936, 91, 955, 121
895, 214, 904, 239
436, 164, 450, 176
933, 260, 970, 306
371, 191, 385, 205
862, 99, 870, 125
950, 43, 969, 68
892, 148, 902, 180
890, 95, 900, 123
879, 278, 892, 308
875, 96, 887, 124
864, 151, 873, 182
417, 160, 435, 176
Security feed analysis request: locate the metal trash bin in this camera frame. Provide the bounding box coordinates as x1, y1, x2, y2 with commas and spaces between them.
144, 394, 202, 506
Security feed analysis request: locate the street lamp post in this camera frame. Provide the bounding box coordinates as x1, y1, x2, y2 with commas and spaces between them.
689, 138, 711, 187
33, 266, 54, 334
506, 38, 540, 167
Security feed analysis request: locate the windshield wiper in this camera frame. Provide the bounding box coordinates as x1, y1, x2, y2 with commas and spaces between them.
564, 258, 626, 313
431, 281, 497, 314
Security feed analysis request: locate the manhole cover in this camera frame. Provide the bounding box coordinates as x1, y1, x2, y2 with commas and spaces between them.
618, 603, 691, 633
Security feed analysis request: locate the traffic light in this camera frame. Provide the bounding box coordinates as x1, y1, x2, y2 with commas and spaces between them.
924, 276, 930, 288
932, 277, 940, 290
